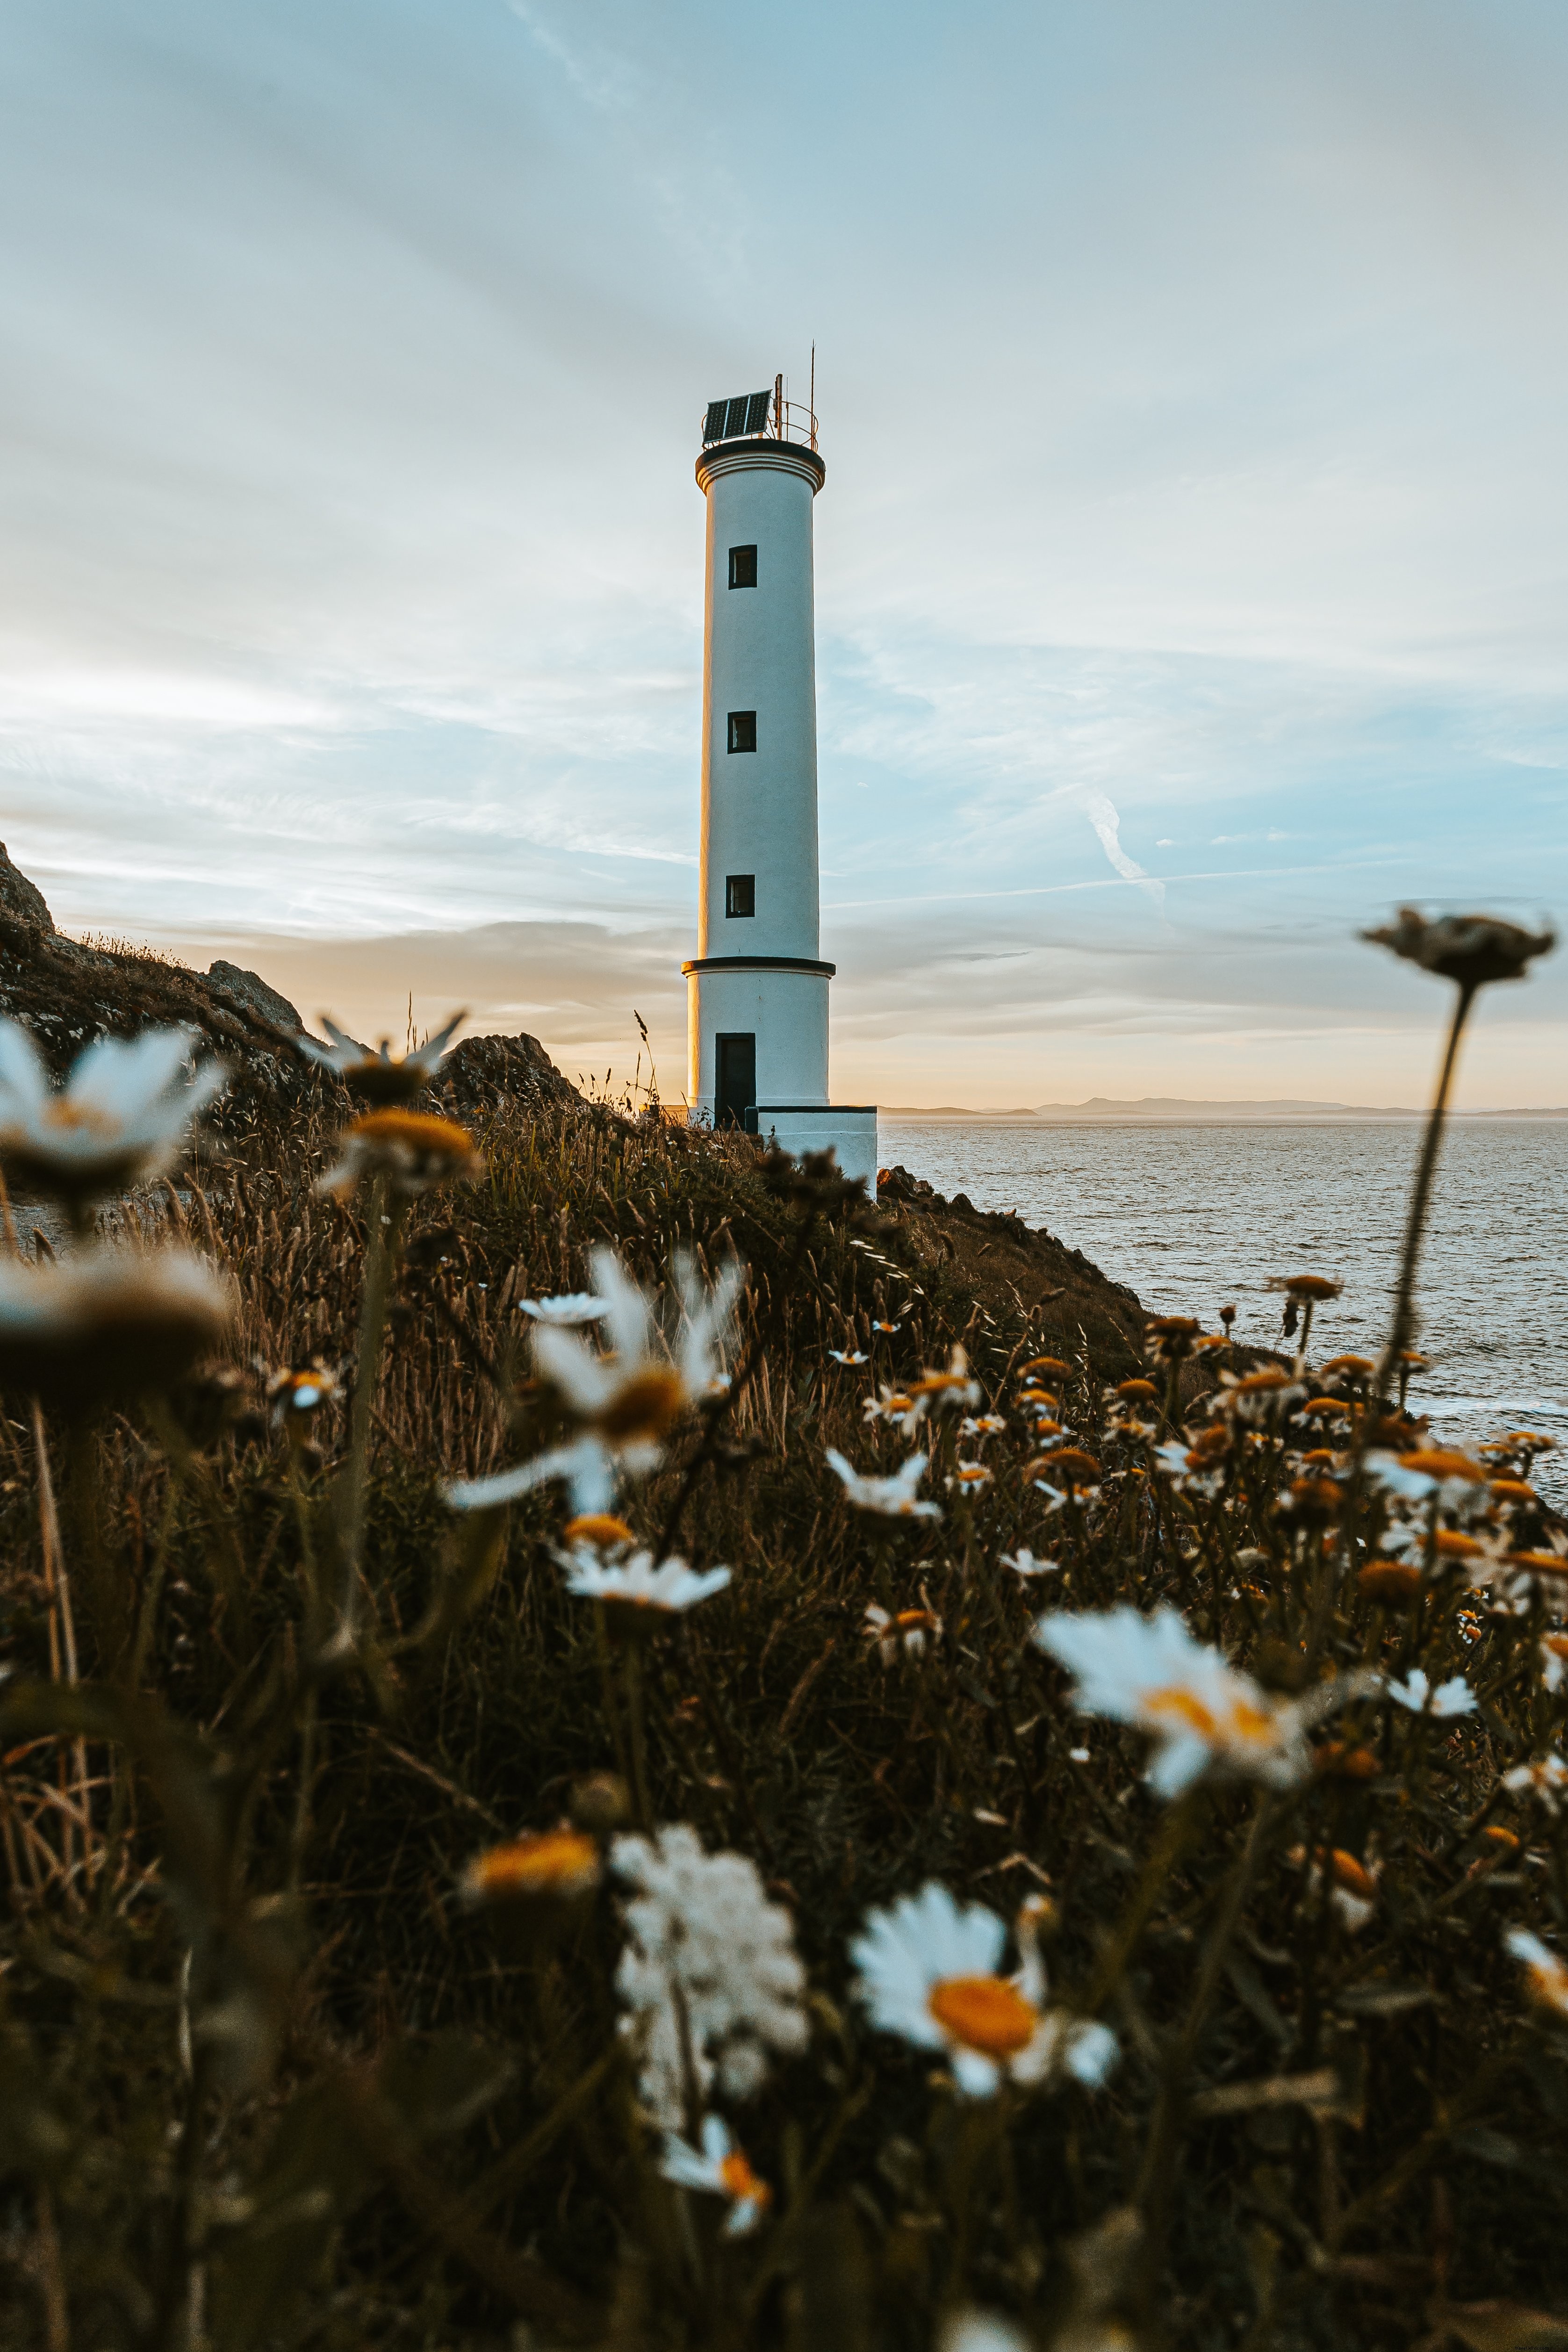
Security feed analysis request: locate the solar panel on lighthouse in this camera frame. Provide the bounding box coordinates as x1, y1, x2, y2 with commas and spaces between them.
703, 390, 772, 443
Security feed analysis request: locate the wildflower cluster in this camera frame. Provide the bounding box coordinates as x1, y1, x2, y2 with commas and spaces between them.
1, 908, 1566, 2349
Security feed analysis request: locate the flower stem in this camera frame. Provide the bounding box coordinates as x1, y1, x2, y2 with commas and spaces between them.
1381, 981, 1475, 1400
337, 1179, 400, 1644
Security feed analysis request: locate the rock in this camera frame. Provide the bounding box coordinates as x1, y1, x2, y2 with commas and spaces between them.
432, 1030, 582, 1116
206, 960, 302, 1035
0, 844, 54, 933
0, 843, 582, 1120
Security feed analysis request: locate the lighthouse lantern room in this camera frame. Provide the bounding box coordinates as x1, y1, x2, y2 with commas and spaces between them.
683, 378, 878, 1188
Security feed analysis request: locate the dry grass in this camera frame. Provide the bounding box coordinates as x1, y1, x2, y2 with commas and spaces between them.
0, 1083, 1566, 2352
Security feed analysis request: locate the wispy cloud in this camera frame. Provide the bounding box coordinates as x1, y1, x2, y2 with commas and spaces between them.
1083, 791, 1165, 910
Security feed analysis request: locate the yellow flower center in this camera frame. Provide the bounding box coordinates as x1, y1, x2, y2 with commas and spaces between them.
596, 1366, 687, 1444
349, 1109, 475, 1156
719, 2151, 771, 2208
564, 1513, 635, 1551
927, 1974, 1038, 2059
1528, 1958, 1568, 2013
1144, 1686, 1277, 1750
43, 1101, 115, 1137
467, 1830, 598, 1898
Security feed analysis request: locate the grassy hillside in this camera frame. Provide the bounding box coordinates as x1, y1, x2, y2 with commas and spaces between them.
0, 1029, 1565, 2352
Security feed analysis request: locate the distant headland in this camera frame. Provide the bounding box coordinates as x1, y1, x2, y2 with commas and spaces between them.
884, 1096, 1568, 1122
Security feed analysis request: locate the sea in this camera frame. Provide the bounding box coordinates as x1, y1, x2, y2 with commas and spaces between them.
880, 1119, 1568, 1506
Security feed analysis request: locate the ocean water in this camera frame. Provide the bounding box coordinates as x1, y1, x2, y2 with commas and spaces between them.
881, 1120, 1568, 1503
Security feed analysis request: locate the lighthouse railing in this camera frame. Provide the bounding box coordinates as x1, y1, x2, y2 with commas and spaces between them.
698, 390, 818, 453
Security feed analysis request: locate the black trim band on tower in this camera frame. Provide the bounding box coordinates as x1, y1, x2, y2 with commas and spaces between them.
682, 954, 835, 977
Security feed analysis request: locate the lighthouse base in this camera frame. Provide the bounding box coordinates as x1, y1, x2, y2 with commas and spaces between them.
744, 1103, 879, 1193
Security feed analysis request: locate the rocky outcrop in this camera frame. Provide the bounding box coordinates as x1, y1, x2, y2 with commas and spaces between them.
0, 844, 55, 934
0, 845, 581, 1125
205, 959, 302, 1034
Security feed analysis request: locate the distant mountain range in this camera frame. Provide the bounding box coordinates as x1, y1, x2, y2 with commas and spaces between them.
881, 1096, 1568, 1123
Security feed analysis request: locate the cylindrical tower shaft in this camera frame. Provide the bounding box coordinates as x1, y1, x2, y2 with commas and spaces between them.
685, 425, 831, 1128
696, 445, 824, 960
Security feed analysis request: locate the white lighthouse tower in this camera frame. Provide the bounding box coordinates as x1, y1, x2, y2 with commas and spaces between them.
683, 378, 878, 1188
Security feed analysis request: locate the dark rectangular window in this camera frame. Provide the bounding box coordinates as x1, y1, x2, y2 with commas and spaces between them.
714, 1032, 756, 1128
726, 874, 755, 919
728, 543, 757, 589
727, 710, 756, 754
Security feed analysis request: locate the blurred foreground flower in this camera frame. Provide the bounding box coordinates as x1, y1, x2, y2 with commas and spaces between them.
0, 1020, 224, 1203
852, 1880, 1116, 2098
300, 1011, 463, 1102
318, 1109, 483, 1200
1506, 1927, 1568, 2021
1503, 1754, 1568, 1813
0, 1246, 234, 1408
826, 1447, 941, 1521
1035, 1605, 1318, 1797
462, 1829, 600, 1906
517, 1292, 612, 1326
940, 2316, 1030, 2352
659, 2115, 771, 2234
1363, 908, 1554, 991
612, 1824, 807, 2129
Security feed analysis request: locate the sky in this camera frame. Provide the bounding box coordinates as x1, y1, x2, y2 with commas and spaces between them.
1, 0, 1566, 1108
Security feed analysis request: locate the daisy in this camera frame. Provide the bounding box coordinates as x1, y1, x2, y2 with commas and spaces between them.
1216, 1367, 1306, 1425
659, 2115, 771, 2234
1029, 1447, 1102, 1497
850, 1881, 1116, 2098
904, 1345, 982, 1424
462, 1829, 600, 1904
0, 1020, 225, 1202
1385, 1669, 1476, 1719
517, 1293, 613, 1326
1363, 907, 1554, 991
863, 1386, 915, 1426
447, 1248, 740, 1518
1506, 1927, 1568, 2021
300, 1011, 463, 1102
1541, 1635, 1568, 1695
0, 1246, 233, 1410
318, 1109, 482, 1200
1000, 1548, 1059, 1580
1296, 1845, 1379, 1934
825, 1449, 941, 1522
1502, 1755, 1568, 1813
559, 1548, 731, 1620
267, 1364, 342, 1424
829, 1348, 870, 1366
949, 1460, 993, 1494
1034, 1606, 1312, 1798
863, 1602, 941, 1666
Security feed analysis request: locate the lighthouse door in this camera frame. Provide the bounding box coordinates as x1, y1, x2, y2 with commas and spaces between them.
714, 1033, 756, 1129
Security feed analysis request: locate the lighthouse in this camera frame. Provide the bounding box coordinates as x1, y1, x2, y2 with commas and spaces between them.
683, 379, 878, 1188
